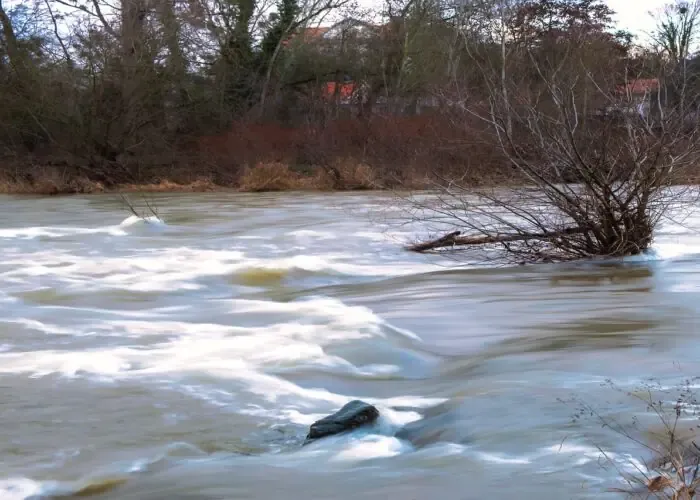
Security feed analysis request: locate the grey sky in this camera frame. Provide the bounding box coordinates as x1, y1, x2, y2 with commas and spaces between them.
4, 0, 673, 40
606, 0, 666, 39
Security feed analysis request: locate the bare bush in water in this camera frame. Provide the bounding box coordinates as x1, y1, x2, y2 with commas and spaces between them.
405, 0, 700, 263
118, 193, 162, 223
563, 378, 700, 499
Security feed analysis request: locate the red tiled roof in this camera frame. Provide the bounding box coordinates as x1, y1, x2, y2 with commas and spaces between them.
323, 82, 356, 99
618, 78, 659, 95
301, 27, 330, 40
282, 26, 330, 46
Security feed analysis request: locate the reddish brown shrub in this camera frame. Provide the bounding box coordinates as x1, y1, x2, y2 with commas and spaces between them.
196, 113, 508, 189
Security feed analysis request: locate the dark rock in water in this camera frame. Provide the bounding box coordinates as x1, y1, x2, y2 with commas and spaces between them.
305, 400, 380, 444
395, 399, 471, 448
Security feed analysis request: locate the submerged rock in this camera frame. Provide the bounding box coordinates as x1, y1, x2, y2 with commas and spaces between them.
305, 400, 380, 444
303, 399, 471, 449
395, 399, 471, 448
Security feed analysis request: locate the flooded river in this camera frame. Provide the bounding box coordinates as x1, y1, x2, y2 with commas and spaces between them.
1, 192, 700, 499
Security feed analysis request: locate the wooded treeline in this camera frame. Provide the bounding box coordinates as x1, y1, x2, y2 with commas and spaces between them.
0, 0, 695, 192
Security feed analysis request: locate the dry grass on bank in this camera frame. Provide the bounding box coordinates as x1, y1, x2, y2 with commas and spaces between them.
0, 168, 106, 195
119, 179, 219, 193
0, 158, 428, 196
0, 165, 222, 195
0, 161, 388, 195
238, 162, 309, 192
237, 160, 381, 191
0, 173, 222, 195
0, 115, 515, 195
318, 158, 378, 190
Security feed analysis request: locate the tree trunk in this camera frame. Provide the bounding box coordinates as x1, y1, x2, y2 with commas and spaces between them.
499, 30, 512, 137
119, 0, 150, 153
0, 1, 21, 70
407, 227, 592, 253
158, 0, 187, 133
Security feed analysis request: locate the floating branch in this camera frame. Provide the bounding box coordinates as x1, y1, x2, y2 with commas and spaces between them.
407, 226, 591, 253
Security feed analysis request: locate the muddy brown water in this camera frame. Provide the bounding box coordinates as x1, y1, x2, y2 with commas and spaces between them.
1, 192, 700, 499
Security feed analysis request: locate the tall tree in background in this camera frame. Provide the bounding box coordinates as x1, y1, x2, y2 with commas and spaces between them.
653, 0, 700, 64
652, 1, 700, 115
257, 0, 300, 116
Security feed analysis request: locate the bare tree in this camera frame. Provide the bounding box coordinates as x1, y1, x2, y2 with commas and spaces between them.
0, 0, 22, 68
406, 0, 700, 263
257, 0, 354, 118
43, 0, 73, 67
653, 0, 700, 65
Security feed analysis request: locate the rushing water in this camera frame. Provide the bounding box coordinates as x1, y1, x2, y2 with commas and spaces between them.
2, 192, 700, 499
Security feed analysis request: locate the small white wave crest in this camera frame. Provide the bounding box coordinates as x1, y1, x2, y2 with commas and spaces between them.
0, 225, 125, 239
0, 297, 437, 417
119, 214, 166, 228
0, 214, 167, 241
0, 478, 45, 500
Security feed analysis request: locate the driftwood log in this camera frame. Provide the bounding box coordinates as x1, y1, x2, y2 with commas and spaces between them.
407, 227, 590, 253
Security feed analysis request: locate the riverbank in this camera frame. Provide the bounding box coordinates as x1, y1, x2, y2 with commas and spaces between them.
3, 160, 700, 196
0, 159, 516, 195
0, 114, 517, 195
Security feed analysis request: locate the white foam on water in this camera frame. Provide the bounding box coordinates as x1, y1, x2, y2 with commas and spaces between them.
0, 246, 437, 293
627, 215, 700, 262
331, 435, 409, 462
354, 230, 415, 245
541, 442, 603, 456
375, 408, 422, 431
476, 452, 532, 465
625, 243, 700, 262
0, 215, 168, 242
293, 423, 413, 463
0, 478, 42, 500
274, 409, 329, 426
230, 297, 422, 343
240, 255, 343, 274
0, 225, 125, 239
394, 443, 469, 466
381, 395, 447, 408
0, 477, 69, 500
72, 319, 242, 339
354, 231, 392, 242
19, 349, 134, 378
4, 318, 75, 336
118, 215, 165, 228
532, 441, 649, 475
289, 229, 336, 241
236, 254, 438, 278
458, 440, 650, 479
1, 248, 247, 292
0, 296, 438, 423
